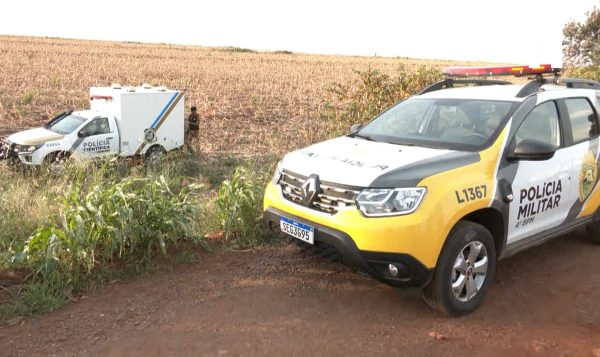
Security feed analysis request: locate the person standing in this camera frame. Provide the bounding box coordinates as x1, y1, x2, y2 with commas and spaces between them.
186, 106, 200, 143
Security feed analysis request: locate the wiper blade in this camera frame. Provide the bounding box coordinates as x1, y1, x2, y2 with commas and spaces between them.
395, 141, 443, 149
353, 133, 377, 142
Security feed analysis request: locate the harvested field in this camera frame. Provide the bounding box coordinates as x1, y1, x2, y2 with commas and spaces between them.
0, 35, 489, 157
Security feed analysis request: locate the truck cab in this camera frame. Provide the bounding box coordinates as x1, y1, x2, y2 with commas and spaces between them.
1, 111, 120, 165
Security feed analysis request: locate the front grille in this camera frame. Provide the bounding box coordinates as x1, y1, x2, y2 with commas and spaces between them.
279, 170, 361, 214
0, 139, 16, 160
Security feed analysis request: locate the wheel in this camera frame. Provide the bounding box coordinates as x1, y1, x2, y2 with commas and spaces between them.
422, 221, 496, 316
586, 222, 600, 244
43, 151, 70, 175
145, 145, 166, 167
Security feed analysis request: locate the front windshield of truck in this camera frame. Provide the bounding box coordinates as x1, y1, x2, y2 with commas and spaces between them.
46, 114, 87, 135
355, 98, 516, 151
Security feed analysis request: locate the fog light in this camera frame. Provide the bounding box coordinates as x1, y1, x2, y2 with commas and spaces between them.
388, 264, 399, 277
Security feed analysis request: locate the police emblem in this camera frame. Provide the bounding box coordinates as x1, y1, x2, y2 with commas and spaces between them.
144, 128, 157, 144
579, 151, 598, 202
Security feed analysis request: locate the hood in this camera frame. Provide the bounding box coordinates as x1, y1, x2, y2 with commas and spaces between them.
282, 136, 480, 188
7, 127, 64, 145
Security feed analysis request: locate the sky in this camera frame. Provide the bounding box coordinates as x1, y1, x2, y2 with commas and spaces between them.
0, 0, 598, 66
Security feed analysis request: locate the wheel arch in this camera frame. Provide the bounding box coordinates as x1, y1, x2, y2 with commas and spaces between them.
43, 150, 71, 163
460, 207, 505, 258
144, 144, 165, 157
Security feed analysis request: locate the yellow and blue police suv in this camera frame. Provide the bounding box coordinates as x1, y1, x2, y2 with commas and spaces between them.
263, 64, 600, 315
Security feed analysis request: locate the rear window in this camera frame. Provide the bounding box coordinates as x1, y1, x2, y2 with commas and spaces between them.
565, 98, 598, 143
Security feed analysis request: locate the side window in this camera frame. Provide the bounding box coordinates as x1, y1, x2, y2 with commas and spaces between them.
80, 118, 110, 137
565, 98, 598, 143
515, 101, 561, 148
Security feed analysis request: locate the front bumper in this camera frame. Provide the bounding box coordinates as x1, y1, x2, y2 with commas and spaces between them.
0, 140, 45, 165
264, 207, 433, 287
0, 139, 16, 161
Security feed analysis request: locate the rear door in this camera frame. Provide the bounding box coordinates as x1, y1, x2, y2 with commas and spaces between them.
559, 96, 600, 220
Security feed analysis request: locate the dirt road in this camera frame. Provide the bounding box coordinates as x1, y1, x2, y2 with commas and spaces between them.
2, 228, 600, 357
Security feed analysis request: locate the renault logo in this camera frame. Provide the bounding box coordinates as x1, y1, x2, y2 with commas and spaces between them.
301, 174, 320, 206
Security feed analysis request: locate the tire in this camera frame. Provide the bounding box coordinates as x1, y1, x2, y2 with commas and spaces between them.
43, 151, 70, 175
586, 222, 600, 244
145, 145, 166, 167
422, 221, 496, 316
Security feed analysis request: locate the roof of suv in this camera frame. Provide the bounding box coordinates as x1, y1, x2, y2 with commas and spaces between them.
418, 84, 528, 102
420, 64, 600, 102
418, 82, 600, 103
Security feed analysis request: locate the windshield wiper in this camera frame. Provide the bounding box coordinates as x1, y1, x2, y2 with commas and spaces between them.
44, 110, 72, 129
353, 133, 378, 142
396, 141, 444, 149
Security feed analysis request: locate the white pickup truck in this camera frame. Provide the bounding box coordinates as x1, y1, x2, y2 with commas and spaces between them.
0, 84, 185, 166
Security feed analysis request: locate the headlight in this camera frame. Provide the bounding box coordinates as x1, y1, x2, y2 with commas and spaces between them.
19, 144, 43, 153
356, 187, 426, 217
272, 160, 284, 184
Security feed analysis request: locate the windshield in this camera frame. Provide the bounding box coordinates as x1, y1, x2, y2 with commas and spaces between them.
356, 98, 516, 151
46, 114, 87, 135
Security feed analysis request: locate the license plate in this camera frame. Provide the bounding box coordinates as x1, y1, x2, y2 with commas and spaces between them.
280, 216, 314, 244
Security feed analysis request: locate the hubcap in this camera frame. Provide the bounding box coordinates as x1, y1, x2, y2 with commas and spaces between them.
451, 241, 488, 303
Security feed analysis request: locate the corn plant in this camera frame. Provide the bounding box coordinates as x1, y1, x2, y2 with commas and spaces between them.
214, 166, 269, 246
17, 174, 202, 293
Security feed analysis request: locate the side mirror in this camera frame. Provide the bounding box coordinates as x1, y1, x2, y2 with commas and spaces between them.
350, 123, 363, 134
507, 139, 556, 161
78, 130, 87, 138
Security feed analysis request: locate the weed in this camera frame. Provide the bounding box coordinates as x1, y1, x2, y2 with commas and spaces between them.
326, 64, 443, 132
210, 165, 273, 247
21, 91, 35, 105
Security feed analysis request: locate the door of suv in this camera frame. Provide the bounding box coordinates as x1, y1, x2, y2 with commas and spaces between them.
506, 100, 572, 244
506, 96, 600, 244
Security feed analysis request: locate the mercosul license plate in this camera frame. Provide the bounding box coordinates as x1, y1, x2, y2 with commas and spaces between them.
280, 216, 314, 244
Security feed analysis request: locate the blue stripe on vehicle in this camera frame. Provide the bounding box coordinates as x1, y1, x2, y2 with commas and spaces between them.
150, 92, 179, 129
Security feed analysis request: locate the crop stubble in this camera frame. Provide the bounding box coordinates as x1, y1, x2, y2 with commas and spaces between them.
0, 35, 482, 157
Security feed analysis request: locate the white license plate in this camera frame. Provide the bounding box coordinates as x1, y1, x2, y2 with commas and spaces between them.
280, 216, 314, 244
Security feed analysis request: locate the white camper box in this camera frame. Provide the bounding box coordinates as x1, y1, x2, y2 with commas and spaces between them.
89, 85, 185, 156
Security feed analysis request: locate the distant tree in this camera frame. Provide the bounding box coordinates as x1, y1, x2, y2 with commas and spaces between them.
562, 6, 600, 67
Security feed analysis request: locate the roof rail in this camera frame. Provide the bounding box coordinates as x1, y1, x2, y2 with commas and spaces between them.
515, 76, 558, 98
516, 76, 600, 98
418, 79, 511, 95
559, 78, 600, 90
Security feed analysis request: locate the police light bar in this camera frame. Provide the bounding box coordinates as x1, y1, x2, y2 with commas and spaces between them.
443, 64, 560, 77
90, 95, 113, 100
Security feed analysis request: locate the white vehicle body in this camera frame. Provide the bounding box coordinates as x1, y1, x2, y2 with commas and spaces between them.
0, 85, 184, 165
